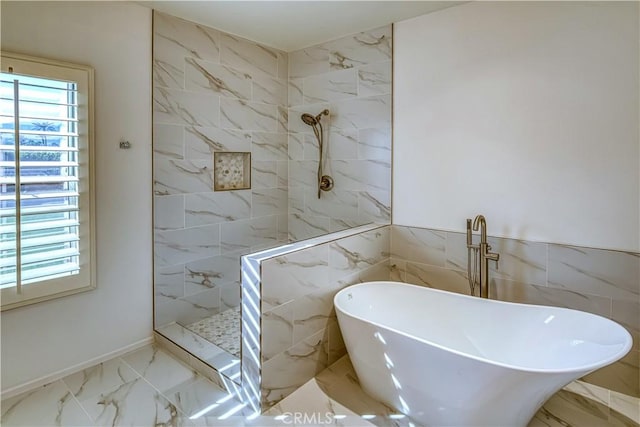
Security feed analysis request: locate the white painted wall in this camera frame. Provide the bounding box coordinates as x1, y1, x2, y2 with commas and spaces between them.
1, 1, 153, 393
394, 2, 639, 251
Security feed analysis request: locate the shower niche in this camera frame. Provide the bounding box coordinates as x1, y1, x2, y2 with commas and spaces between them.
152, 10, 392, 385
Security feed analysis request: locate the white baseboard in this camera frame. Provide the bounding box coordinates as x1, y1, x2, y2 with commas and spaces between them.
1, 336, 154, 400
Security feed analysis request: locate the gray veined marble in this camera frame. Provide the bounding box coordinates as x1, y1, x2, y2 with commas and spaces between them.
154, 87, 220, 127
184, 251, 242, 295
287, 213, 332, 242
358, 191, 391, 223
391, 225, 447, 267
184, 126, 251, 159
220, 33, 280, 78
154, 159, 213, 196
262, 302, 295, 362
155, 194, 186, 230
289, 160, 319, 188
331, 159, 391, 192
252, 188, 288, 218
358, 127, 391, 161
329, 228, 390, 280
185, 191, 251, 227
327, 25, 392, 70
154, 224, 221, 267
220, 98, 278, 132
252, 132, 288, 161
253, 75, 288, 106
155, 264, 185, 300
330, 94, 392, 130
358, 61, 392, 97
219, 216, 278, 253
251, 161, 278, 189
154, 124, 184, 160
305, 189, 359, 220
154, 11, 220, 64
288, 78, 304, 107
327, 129, 359, 160
289, 45, 330, 79
303, 68, 358, 104
185, 58, 252, 100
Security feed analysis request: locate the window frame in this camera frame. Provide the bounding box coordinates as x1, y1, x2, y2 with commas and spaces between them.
1, 51, 96, 310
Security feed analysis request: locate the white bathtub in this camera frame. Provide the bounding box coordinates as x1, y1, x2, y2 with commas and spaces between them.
334, 281, 632, 426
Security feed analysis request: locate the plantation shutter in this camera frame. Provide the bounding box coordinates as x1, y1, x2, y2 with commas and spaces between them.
0, 52, 95, 310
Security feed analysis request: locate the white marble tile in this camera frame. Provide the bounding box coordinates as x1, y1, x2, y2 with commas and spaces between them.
154, 158, 213, 196
155, 224, 221, 267
487, 236, 547, 286
330, 94, 392, 130
404, 262, 470, 295
492, 279, 612, 318
261, 329, 328, 409
185, 58, 252, 99
221, 98, 278, 132
358, 61, 392, 96
154, 12, 220, 64
292, 289, 336, 344
610, 389, 640, 424
185, 251, 242, 295
252, 188, 288, 217
302, 133, 320, 161
389, 258, 407, 282
289, 160, 318, 188
358, 127, 391, 161
287, 213, 331, 242
154, 123, 184, 160
329, 227, 390, 281
251, 132, 288, 161
185, 191, 251, 227
305, 189, 358, 221
548, 245, 640, 301
220, 33, 279, 78
391, 225, 447, 267
303, 68, 358, 104
288, 187, 305, 215
358, 190, 391, 224
276, 161, 288, 188
181, 287, 222, 319
163, 377, 234, 419
262, 301, 294, 362
158, 323, 223, 364
252, 75, 287, 106
79, 377, 189, 427
289, 46, 330, 78
327, 25, 392, 70
220, 216, 277, 253
327, 129, 358, 160
251, 160, 278, 189
276, 214, 288, 242
262, 244, 329, 311
582, 350, 639, 397
1, 380, 93, 427
154, 87, 220, 127
277, 51, 288, 80
185, 126, 251, 159
220, 281, 241, 310
155, 264, 185, 300
327, 319, 347, 365
288, 78, 304, 107
63, 358, 139, 403
276, 106, 288, 133
155, 194, 185, 230
122, 345, 198, 393
155, 294, 187, 327
331, 159, 391, 193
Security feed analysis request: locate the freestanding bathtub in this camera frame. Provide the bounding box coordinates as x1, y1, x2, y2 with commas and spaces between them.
334, 281, 632, 426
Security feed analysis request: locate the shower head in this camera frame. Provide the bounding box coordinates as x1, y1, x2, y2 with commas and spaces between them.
301, 113, 318, 126
301, 109, 330, 127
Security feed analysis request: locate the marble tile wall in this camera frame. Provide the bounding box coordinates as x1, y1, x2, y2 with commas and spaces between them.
389, 224, 640, 398
153, 11, 289, 333
240, 224, 391, 412
287, 26, 393, 241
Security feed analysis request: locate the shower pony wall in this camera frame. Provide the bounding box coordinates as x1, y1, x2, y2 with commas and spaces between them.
151, 10, 392, 379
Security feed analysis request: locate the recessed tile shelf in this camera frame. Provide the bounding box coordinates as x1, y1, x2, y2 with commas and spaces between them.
213, 152, 251, 191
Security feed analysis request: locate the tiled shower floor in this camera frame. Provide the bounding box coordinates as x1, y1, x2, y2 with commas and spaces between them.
2, 343, 638, 426
185, 306, 241, 358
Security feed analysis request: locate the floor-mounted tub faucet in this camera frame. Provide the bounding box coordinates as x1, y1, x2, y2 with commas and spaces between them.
466, 215, 500, 298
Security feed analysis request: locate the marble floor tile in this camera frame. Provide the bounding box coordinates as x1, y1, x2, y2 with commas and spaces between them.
121, 344, 199, 393
162, 377, 238, 419
1, 380, 93, 427
78, 376, 192, 427
611, 390, 640, 425
62, 357, 140, 402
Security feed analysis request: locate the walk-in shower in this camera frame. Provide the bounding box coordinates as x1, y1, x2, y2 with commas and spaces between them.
301, 109, 333, 198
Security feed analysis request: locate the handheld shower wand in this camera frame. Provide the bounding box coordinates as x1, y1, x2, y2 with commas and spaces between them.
300, 109, 333, 198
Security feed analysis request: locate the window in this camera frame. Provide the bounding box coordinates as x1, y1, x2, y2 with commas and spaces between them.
0, 52, 95, 310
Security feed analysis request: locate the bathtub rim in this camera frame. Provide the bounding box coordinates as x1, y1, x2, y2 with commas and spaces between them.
334, 280, 633, 375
